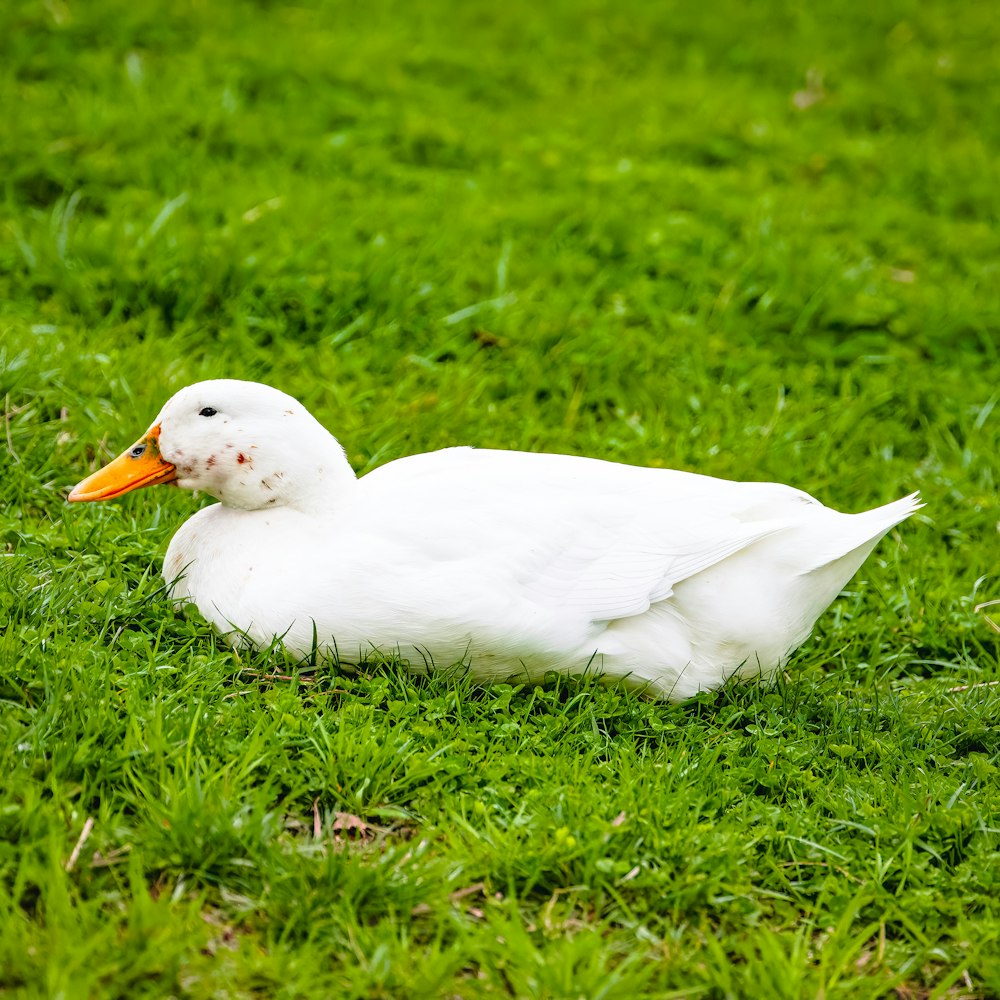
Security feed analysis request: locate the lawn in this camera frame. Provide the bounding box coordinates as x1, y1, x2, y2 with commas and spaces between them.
2, 0, 1000, 995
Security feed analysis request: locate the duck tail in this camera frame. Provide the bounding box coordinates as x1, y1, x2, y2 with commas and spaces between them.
798, 491, 923, 577
840, 491, 924, 558
855, 491, 924, 533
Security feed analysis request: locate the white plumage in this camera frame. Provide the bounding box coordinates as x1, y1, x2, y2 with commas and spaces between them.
71, 379, 921, 701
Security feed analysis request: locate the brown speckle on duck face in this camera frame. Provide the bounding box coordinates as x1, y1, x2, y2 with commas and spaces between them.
260, 477, 272, 491
237, 452, 253, 467
206, 455, 217, 469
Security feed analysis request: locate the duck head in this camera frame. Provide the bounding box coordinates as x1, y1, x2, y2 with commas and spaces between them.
68, 379, 355, 512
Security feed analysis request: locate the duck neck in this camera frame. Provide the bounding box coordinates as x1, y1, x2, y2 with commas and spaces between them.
287, 437, 358, 516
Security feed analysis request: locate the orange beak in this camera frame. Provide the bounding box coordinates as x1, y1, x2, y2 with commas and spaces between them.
68, 424, 178, 502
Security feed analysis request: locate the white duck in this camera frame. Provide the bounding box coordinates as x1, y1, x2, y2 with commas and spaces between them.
69, 379, 920, 701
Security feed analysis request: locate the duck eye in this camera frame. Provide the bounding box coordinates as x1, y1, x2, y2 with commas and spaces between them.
199, 407, 217, 417
130, 443, 147, 459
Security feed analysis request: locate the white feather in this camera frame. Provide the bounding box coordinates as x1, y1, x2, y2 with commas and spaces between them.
142, 380, 922, 701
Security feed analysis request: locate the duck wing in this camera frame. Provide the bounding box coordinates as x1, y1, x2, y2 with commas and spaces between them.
359, 447, 827, 627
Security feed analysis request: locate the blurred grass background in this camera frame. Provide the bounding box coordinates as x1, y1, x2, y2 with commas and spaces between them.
2, 0, 999, 996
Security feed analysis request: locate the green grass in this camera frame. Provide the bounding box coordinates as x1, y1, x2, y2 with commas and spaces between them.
2, 0, 1000, 995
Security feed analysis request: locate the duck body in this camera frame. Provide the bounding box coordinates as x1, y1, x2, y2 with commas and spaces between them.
70, 380, 921, 701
